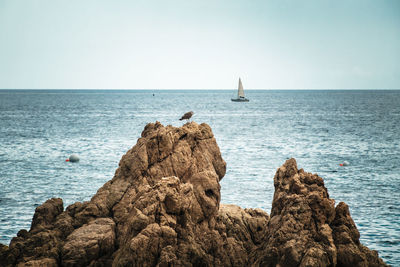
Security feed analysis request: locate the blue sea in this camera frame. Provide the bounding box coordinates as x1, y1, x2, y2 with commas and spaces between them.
0, 90, 399, 265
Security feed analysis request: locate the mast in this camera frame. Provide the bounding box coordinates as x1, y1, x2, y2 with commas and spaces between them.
238, 78, 245, 98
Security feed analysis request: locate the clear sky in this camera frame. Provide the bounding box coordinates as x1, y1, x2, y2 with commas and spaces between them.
0, 0, 399, 89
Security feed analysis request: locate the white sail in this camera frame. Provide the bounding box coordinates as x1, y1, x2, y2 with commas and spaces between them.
238, 78, 245, 98
231, 77, 249, 102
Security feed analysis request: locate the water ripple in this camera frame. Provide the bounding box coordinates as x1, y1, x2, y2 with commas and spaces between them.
0, 90, 399, 265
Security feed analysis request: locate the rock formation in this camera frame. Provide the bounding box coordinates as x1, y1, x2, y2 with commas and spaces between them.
0, 122, 387, 266
250, 158, 387, 267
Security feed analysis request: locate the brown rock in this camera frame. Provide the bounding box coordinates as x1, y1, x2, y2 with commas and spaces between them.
0, 244, 9, 265
61, 218, 116, 266
17, 258, 57, 267
1, 122, 388, 267
251, 158, 387, 267
31, 198, 63, 232
331, 202, 387, 267
251, 159, 337, 266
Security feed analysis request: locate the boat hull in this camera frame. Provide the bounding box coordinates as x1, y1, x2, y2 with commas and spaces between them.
231, 98, 249, 102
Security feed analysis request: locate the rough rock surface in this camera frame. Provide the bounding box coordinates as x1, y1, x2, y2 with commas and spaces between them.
1, 122, 387, 266
250, 158, 387, 267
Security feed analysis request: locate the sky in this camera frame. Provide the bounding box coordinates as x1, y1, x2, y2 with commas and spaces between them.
0, 0, 399, 89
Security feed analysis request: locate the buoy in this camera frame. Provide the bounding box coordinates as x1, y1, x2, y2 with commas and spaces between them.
339, 161, 349, 167
68, 154, 79, 163
65, 159, 70, 162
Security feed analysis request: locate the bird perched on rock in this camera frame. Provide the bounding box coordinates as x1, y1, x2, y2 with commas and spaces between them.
179, 111, 194, 121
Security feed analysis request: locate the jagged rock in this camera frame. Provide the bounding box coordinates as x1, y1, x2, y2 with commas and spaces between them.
1, 122, 388, 266
61, 218, 116, 266
31, 198, 63, 232
251, 158, 387, 267
5, 196, 64, 264
0, 244, 9, 265
331, 202, 387, 267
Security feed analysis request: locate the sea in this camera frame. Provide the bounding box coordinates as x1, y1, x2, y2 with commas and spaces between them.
0, 89, 399, 265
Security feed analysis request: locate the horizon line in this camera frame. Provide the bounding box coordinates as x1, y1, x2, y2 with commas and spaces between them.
1, 88, 399, 91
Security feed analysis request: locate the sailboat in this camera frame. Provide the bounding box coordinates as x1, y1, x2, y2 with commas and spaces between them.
231, 78, 249, 102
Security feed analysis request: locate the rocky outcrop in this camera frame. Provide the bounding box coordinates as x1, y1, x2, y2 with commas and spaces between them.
331, 202, 387, 267
250, 158, 387, 267
1, 122, 387, 266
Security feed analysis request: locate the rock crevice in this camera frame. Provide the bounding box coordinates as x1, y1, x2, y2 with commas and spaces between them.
0, 122, 387, 266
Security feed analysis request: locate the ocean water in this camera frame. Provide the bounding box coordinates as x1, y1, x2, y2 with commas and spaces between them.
0, 89, 399, 265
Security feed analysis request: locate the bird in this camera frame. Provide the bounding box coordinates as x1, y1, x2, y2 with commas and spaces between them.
179, 111, 194, 121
